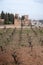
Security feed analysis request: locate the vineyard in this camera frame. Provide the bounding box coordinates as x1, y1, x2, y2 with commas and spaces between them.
0, 27, 43, 65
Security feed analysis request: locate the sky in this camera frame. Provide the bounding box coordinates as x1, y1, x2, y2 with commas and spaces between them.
0, 0, 43, 20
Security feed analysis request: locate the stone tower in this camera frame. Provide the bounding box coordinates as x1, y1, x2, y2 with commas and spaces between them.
14, 14, 21, 27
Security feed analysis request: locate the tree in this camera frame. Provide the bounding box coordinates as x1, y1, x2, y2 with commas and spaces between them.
4, 13, 14, 24
1, 11, 14, 24
1, 11, 5, 19
9, 14, 14, 24
21, 16, 25, 20
4, 13, 9, 24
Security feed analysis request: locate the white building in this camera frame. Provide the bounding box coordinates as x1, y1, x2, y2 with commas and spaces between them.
31, 20, 43, 27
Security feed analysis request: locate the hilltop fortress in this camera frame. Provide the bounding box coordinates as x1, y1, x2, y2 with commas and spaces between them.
0, 13, 43, 28
14, 14, 31, 27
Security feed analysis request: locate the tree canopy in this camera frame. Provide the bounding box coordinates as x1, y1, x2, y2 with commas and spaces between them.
1, 11, 14, 24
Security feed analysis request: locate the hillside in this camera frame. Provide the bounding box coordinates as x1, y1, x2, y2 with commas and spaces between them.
0, 27, 43, 65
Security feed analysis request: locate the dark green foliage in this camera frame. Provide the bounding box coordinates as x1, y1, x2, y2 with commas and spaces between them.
1, 11, 5, 19
21, 16, 25, 20
1, 11, 14, 24
8, 13, 14, 24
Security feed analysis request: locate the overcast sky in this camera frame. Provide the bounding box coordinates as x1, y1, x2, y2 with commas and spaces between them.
0, 0, 43, 20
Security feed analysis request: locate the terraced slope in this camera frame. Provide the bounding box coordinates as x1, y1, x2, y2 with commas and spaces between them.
0, 27, 43, 65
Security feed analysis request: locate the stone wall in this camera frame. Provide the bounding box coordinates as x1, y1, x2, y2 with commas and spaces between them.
14, 14, 31, 27
14, 19, 21, 27
0, 19, 4, 25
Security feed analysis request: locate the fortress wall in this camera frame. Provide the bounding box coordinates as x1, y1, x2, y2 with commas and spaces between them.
14, 14, 31, 27
14, 19, 21, 27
